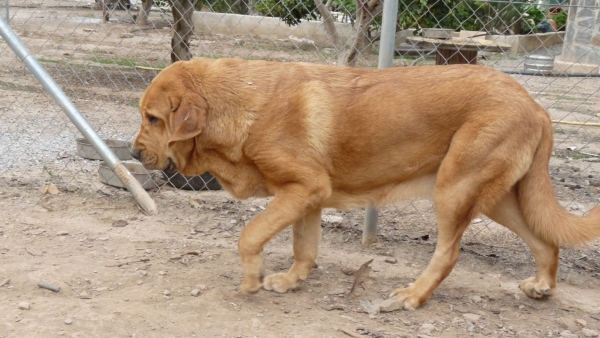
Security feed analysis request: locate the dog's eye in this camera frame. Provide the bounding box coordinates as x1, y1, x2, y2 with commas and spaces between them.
148, 115, 159, 124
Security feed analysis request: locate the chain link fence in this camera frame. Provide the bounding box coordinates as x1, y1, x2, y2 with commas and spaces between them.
1, 0, 600, 267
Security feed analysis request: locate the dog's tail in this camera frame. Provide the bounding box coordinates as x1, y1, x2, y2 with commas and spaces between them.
518, 115, 600, 246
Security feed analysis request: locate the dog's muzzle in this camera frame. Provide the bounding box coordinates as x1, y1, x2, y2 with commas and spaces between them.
130, 148, 141, 160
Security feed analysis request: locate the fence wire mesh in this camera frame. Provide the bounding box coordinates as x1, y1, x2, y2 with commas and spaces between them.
1, 0, 600, 271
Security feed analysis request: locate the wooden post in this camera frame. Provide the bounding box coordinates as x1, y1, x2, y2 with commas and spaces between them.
436, 48, 478, 65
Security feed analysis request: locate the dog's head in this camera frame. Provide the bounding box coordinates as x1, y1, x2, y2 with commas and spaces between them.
131, 61, 208, 176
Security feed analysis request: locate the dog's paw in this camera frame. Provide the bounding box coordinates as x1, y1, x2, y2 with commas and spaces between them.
263, 273, 303, 293
389, 286, 426, 310
240, 277, 263, 295
519, 277, 555, 299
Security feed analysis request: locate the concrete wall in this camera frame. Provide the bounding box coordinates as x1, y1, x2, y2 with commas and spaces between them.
192, 12, 355, 48
559, 0, 600, 66
488, 32, 565, 54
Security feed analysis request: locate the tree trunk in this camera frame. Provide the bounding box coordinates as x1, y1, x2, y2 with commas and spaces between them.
169, 0, 198, 63
339, 0, 382, 67
247, 0, 258, 15
314, 0, 339, 49
135, 0, 153, 25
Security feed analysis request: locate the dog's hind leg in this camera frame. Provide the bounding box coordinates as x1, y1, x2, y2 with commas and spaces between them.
485, 190, 558, 299
390, 183, 473, 310
263, 208, 322, 293
390, 118, 537, 309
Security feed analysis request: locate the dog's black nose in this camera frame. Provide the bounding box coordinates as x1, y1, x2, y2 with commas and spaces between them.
130, 148, 141, 160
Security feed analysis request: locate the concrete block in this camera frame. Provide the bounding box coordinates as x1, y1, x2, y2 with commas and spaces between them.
554, 56, 600, 73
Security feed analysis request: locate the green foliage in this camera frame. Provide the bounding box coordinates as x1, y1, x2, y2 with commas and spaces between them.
244, 0, 553, 35
397, 0, 487, 31
387, 0, 551, 35
332, 0, 355, 17
520, 3, 545, 33
552, 10, 568, 30
192, 0, 250, 14
254, 0, 318, 26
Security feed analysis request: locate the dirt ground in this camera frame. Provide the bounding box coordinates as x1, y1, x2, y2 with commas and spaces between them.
1, 1, 600, 338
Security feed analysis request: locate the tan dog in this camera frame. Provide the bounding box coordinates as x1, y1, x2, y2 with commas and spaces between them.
131, 58, 600, 310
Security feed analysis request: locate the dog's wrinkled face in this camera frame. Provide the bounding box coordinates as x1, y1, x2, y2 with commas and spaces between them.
131, 62, 207, 176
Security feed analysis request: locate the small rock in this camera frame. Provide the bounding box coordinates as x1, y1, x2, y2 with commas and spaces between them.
419, 323, 436, 335
471, 295, 482, 303
576, 318, 588, 327
384, 258, 397, 264
64, 318, 73, 325
137, 280, 143, 285
360, 300, 379, 315
589, 180, 600, 187
79, 291, 91, 299
40, 184, 59, 195
158, 271, 166, 276
163, 290, 170, 296
582, 328, 599, 337
230, 219, 237, 224
340, 266, 357, 276
377, 298, 402, 312
197, 284, 208, 291
560, 330, 578, 338
190, 289, 201, 297
323, 215, 344, 223
47, 185, 59, 195
120, 33, 134, 38
18, 302, 30, 310
0, 278, 10, 287
112, 220, 128, 228
327, 288, 346, 295
361, 298, 403, 315
56, 231, 69, 236
463, 313, 481, 322
311, 281, 323, 287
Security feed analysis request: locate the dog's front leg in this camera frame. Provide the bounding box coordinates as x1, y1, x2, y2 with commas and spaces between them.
263, 207, 322, 293
238, 183, 329, 294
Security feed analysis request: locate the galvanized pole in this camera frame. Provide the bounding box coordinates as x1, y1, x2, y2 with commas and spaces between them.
362, 0, 399, 247
0, 16, 157, 215
378, 0, 399, 69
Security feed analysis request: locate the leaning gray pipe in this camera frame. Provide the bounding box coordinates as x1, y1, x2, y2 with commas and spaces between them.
0, 16, 157, 215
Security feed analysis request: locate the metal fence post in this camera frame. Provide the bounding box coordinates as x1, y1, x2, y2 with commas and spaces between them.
4, 0, 8, 22
362, 0, 399, 247
377, 0, 399, 69
0, 16, 157, 215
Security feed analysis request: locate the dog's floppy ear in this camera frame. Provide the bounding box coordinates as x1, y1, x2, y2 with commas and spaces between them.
168, 94, 207, 148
